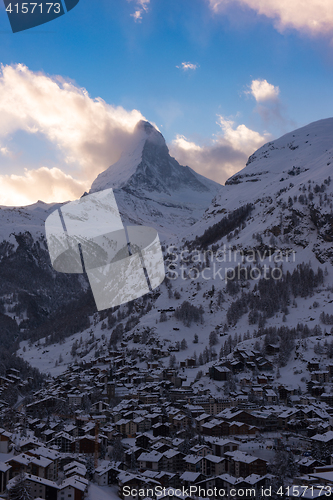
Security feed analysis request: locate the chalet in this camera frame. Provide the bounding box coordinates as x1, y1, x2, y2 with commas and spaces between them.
311, 431, 333, 456
183, 455, 203, 473
27, 447, 60, 481
278, 386, 292, 403
278, 408, 301, 428
251, 410, 279, 431
224, 451, 267, 477
201, 419, 225, 437
26, 397, 64, 414
142, 470, 178, 489
0, 462, 10, 494
115, 419, 138, 437
235, 349, 256, 362
229, 360, 244, 373
311, 371, 330, 384
138, 451, 163, 472
211, 439, 239, 457
42, 429, 56, 442
228, 422, 259, 437
201, 455, 226, 476
265, 344, 280, 355
152, 423, 170, 437
195, 413, 212, 433
209, 366, 231, 382
67, 393, 84, 407
48, 432, 73, 454
307, 361, 320, 372
298, 458, 324, 475
162, 450, 184, 472
57, 476, 89, 500
237, 473, 271, 496
179, 471, 205, 488
63, 461, 87, 479
216, 409, 255, 426
214, 473, 239, 495
74, 436, 101, 456
94, 463, 123, 486
0, 429, 12, 453
6, 454, 52, 480
265, 389, 278, 404
256, 359, 274, 371
189, 444, 212, 457
135, 433, 152, 450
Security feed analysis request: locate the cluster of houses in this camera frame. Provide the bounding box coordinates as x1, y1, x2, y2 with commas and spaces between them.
1, 336, 333, 498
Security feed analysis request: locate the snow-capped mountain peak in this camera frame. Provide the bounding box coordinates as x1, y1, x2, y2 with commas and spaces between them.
90, 120, 221, 237
90, 119, 218, 197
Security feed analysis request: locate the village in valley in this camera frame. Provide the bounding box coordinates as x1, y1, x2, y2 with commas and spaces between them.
2, 324, 333, 500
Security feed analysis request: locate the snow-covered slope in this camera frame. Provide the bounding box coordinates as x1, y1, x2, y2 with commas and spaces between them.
0, 200, 62, 246
189, 118, 333, 263
16, 118, 333, 403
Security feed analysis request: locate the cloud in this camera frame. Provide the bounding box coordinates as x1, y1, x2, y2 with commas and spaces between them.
170, 116, 269, 184
0, 64, 145, 205
0, 145, 12, 157
177, 62, 199, 71
207, 0, 333, 36
245, 78, 287, 125
247, 79, 280, 102
128, 0, 150, 22
0, 167, 86, 206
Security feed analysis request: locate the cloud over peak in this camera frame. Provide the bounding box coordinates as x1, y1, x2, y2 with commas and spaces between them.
0, 64, 145, 205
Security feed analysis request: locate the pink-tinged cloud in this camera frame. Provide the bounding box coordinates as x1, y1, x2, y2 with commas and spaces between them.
208, 0, 333, 36
0, 64, 145, 205
170, 116, 269, 184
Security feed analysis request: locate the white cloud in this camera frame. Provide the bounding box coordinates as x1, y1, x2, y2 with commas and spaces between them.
170, 116, 269, 184
247, 79, 280, 102
177, 62, 199, 71
129, 0, 150, 22
173, 136, 202, 152
0, 167, 86, 206
245, 78, 288, 125
0, 64, 145, 205
0, 145, 11, 157
208, 0, 333, 36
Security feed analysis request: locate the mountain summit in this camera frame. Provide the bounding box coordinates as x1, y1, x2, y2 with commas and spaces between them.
90, 120, 221, 237
90, 120, 218, 197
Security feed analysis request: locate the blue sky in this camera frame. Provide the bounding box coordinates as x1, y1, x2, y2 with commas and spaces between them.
0, 0, 332, 204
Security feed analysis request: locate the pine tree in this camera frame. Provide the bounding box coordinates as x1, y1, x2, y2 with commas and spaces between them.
9, 472, 33, 500
86, 457, 95, 480
169, 354, 176, 368
209, 331, 218, 347
111, 436, 125, 462
269, 450, 299, 487
180, 339, 188, 350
